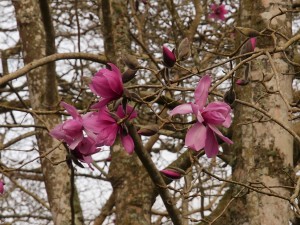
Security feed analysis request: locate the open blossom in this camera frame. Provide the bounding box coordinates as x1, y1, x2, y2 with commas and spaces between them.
162, 46, 176, 68
94, 105, 137, 154
50, 102, 102, 149
0, 180, 4, 194
209, 4, 228, 21
169, 75, 233, 157
89, 63, 124, 109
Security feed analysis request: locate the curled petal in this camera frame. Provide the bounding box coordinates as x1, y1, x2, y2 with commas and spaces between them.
202, 102, 231, 126
169, 103, 193, 116
185, 122, 207, 151
194, 75, 211, 109
121, 134, 135, 154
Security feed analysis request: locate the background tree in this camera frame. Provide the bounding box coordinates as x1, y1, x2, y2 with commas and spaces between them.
0, 0, 299, 225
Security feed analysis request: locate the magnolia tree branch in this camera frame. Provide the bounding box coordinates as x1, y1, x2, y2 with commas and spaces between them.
126, 122, 183, 225
0, 52, 107, 86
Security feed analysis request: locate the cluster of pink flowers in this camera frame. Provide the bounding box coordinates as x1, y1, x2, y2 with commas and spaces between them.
50, 63, 136, 168
169, 75, 233, 157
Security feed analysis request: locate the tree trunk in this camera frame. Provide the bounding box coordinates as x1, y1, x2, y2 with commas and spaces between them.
100, 1, 156, 224
211, 1, 294, 224
13, 1, 83, 224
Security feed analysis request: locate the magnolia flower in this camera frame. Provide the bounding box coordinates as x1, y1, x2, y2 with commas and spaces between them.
209, 4, 228, 21
50, 102, 102, 149
89, 63, 124, 109
72, 137, 100, 169
162, 46, 176, 68
160, 169, 182, 180
169, 75, 233, 157
0, 180, 4, 194
95, 105, 137, 154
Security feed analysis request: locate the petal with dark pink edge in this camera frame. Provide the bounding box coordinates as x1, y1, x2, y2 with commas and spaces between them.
121, 134, 135, 154
204, 127, 219, 157
169, 103, 193, 116
194, 75, 211, 109
185, 122, 207, 151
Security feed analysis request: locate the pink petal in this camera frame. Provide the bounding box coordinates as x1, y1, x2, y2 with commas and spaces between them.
169, 103, 193, 116
121, 134, 135, 154
204, 127, 219, 157
91, 98, 113, 109
191, 103, 204, 123
194, 75, 211, 109
208, 124, 233, 144
185, 122, 207, 151
116, 105, 138, 120
108, 63, 123, 82
60, 101, 79, 119
69, 134, 83, 149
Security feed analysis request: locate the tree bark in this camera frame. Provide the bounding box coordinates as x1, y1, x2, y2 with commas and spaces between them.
100, 1, 156, 224
211, 1, 294, 224
13, 1, 83, 224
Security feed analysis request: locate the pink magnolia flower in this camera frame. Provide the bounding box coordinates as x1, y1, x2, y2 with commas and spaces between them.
209, 4, 228, 21
50, 102, 102, 149
169, 75, 233, 157
160, 169, 182, 180
89, 63, 124, 109
162, 46, 176, 68
0, 180, 4, 194
72, 137, 100, 169
95, 105, 137, 154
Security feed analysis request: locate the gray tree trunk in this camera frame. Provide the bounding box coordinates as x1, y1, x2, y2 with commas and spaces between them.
208, 1, 294, 224
13, 1, 83, 224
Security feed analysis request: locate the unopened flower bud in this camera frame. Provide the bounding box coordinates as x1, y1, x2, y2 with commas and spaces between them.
162, 46, 176, 68
122, 69, 137, 83
240, 38, 256, 60
138, 125, 159, 136
236, 27, 261, 37
177, 38, 191, 61
160, 169, 182, 180
0, 180, 4, 194
122, 54, 140, 70
224, 89, 236, 106
236, 79, 249, 86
